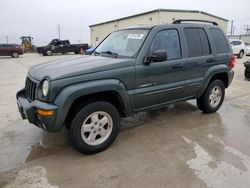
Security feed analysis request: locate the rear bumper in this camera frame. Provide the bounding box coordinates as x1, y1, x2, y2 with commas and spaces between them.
16, 89, 59, 132
228, 70, 234, 86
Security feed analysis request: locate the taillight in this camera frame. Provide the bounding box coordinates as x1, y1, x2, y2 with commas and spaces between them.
229, 55, 236, 69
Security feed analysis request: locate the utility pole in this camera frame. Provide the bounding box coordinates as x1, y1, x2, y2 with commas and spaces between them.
58, 23, 61, 39
5, 35, 8, 44
230, 20, 234, 36
245, 25, 250, 35
80, 17, 83, 43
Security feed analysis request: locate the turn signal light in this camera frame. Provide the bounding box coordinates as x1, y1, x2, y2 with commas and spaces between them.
36, 109, 54, 116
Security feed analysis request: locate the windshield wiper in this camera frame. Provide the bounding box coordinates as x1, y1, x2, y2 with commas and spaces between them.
101, 51, 118, 58
93, 51, 101, 56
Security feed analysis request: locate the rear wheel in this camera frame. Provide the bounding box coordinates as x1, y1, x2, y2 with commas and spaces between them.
11, 52, 19, 58
238, 50, 244, 58
69, 101, 120, 154
197, 80, 225, 113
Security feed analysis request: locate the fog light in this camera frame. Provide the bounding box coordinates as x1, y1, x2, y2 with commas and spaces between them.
36, 109, 54, 116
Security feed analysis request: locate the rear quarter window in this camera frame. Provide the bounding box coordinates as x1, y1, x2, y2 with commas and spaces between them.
210, 28, 229, 54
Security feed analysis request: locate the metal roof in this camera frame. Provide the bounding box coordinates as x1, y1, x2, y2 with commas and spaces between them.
89, 9, 228, 27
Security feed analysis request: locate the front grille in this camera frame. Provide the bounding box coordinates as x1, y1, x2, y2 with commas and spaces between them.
25, 77, 37, 101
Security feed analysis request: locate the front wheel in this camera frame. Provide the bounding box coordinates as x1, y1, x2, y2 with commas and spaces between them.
46, 50, 52, 56
197, 80, 225, 113
69, 101, 120, 154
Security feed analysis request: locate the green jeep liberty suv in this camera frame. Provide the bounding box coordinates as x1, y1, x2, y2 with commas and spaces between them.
17, 20, 235, 154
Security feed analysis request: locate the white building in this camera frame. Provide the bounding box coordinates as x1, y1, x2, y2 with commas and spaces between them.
89, 9, 228, 46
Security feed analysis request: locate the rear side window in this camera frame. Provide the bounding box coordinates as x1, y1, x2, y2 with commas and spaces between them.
210, 28, 229, 54
184, 28, 211, 57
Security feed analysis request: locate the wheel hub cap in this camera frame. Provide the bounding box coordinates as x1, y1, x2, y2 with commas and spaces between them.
81, 111, 113, 146
209, 86, 222, 108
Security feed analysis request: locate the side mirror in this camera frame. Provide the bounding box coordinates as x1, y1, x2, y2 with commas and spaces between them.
144, 50, 167, 65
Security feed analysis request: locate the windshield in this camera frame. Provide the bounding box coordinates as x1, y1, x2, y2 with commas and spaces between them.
94, 29, 149, 58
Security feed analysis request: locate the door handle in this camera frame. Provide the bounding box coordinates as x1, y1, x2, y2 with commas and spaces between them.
172, 63, 183, 69
207, 58, 215, 63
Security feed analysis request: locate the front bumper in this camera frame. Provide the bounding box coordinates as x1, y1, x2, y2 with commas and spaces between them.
16, 89, 58, 132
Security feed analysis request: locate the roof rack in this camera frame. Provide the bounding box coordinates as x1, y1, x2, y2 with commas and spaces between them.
172, 19, 218, 26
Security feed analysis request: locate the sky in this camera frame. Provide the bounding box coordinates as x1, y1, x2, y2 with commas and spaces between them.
0, 0, 249, 46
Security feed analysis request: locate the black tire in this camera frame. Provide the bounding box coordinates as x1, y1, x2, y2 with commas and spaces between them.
69, 101, 120, 154
42, 52, 47, 56
46, 50, 52, 56
11, 52, 19, 58
197, 80, 225, 113
74, 51, 79, 54
238, 50, 244, 58
245, 67, 250, 78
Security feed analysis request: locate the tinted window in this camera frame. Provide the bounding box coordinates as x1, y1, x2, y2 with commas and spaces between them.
150, 29, 181, 60
199, 29, 211, 56
54, 41, 63, 46
210, 28, 229, 54
2, 44, 10, 48
184, 28, 202, 57
184, 28, 211, 57
64, 41, 70, 45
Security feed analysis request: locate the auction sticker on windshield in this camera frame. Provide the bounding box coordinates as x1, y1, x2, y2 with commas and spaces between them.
127, 34, 144, 39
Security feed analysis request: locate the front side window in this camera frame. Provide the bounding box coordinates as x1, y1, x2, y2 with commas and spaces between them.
149, 29, 181, 61
95, 29, 149, 58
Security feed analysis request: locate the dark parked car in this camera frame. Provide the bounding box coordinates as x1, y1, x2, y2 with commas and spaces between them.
244, 61, 250, 79
37, 39, 89, 56
17, 20, 235, 154
0, 44, 23, 58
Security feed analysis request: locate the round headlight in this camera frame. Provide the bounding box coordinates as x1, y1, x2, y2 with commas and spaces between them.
42, 80, 49, 97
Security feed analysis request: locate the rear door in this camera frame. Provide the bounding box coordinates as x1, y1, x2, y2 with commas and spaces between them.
135, 28, 186, 111
182, 27, 215, 97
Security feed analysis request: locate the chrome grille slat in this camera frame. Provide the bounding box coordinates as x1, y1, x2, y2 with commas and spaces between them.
25, 77, 37, 101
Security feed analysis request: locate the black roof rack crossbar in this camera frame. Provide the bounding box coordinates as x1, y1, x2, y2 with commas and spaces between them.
172, 19, 218, 25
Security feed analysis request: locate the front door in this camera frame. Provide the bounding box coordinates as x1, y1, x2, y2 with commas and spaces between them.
135, 29, 186, 111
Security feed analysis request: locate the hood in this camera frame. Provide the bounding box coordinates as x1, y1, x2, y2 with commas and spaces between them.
29, 55, 134, 81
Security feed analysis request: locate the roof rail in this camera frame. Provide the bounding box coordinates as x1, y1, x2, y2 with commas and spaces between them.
172, 19, 218, 26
